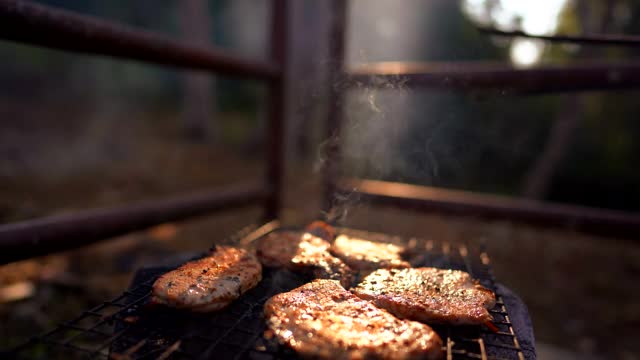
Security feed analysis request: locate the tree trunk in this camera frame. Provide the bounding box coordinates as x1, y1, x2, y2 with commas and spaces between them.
521, 0, 615, 199
522, 95, 582, 198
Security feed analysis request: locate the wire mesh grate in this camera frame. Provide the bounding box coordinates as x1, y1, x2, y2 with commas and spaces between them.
6, 223, 528, 360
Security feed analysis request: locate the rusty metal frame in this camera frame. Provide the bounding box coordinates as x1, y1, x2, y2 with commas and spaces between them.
2, 0, 640, 264
476, 25, 640, 47
265, 0, 287, 220
339, 178, 640, 239
322, 0, 348, 212
322, 0, 640, 239
0, 184, 267, 264
347, 61, 640, 93
0, 0, 289, 264
0, 0, 278, 78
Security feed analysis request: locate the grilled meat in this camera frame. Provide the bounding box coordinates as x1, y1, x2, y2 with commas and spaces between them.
304, 220, 336, 241
352, 268, 496, 325
256, 231, 303, 268
291, 233, 354, 288
256, 231, 354, 288
264, 279, 443, 360
151, 246, 261, 312
330, 235, 411, 271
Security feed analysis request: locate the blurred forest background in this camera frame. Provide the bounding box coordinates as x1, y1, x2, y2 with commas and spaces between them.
1, 0, 640, 359
3, 0, 640, 217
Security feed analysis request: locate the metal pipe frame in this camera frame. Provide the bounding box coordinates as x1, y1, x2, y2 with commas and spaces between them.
347, 61, 640, 93
476, 25, 640, 47
339, 178, 640, 240
0, 183, 267, 265
0, 0, 289, 262
322, 0, 348, 213
265, 0, 287, 221
319, 1, 640, 239
2, 0, 639, 262
0, 0, 279, 78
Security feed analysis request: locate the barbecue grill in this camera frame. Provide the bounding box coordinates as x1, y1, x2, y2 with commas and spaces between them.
3, 0, 640, 359
5, 222, 533, 360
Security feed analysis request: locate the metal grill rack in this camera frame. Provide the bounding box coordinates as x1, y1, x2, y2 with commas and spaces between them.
6, 223, 527, 360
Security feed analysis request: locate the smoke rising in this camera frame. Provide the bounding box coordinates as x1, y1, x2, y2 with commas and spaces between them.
313, 69, 413, 226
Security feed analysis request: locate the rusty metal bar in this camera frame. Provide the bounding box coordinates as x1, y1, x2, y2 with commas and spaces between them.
264, 0, 288, 221
339, 178, 640, 239
477, 26, 640, 47
347, 61, 640, 93
0, 183, 267, 264
0, 0, 279, 78
322, 0, 348, 214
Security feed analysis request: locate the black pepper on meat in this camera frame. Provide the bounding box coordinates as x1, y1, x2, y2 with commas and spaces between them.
330, 235, 411, 271
256, 231, 354, 288
151, 246, 262, 312
352, 267, 496, 325
264, 279, 443, 360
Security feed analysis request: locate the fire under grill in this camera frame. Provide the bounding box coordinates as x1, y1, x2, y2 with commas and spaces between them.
6, 224, 532, 360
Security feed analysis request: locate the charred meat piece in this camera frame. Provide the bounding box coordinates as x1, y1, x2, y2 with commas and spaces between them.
256, 231, 354, 288
352, 268, 496, 325
151, 246, 261, 312
256, 231, 303, 268
330, 235, 411, 271
264, 279, 443, 360
304, 220, 336, 240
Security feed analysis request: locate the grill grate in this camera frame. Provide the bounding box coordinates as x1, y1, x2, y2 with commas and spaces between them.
6, 223, 528, 360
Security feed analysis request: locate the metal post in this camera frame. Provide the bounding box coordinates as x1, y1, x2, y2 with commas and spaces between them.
264, 0, 288, 220
322, 0, 348, 214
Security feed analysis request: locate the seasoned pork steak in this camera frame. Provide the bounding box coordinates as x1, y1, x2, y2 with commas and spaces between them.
256, 231, 354, 288
256, 231, 302, 268
151, 246, 261, 312
352, 268, 496, 325
331, 235, 411, 271
264, 279, 443, 360
291, 233, 354, 288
